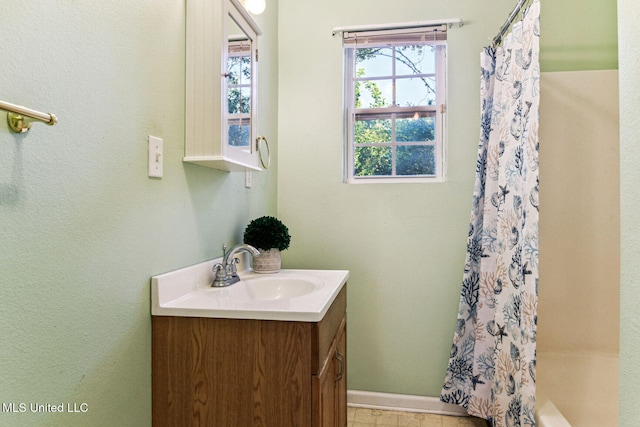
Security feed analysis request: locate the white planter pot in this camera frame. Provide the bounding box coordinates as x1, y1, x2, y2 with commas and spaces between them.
252, 248, 281, 273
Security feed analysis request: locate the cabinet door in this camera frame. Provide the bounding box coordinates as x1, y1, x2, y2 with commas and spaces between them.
184, 0, 263, 172
223, 0, 260, 169
314, 355, 336, 427
313, 319, 347, 427
335, 323, 347, 427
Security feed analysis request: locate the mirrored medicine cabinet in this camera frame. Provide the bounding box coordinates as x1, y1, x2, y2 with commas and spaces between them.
184, 0, 267, 172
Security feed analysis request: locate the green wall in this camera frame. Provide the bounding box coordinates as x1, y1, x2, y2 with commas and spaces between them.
277, 0, 618, 398
0, 1, 277, 425
541, 0, 618, 71
618, 0, 640, 424
0, 0, 624, 425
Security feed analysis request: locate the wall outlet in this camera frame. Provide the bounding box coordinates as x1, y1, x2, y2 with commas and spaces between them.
245, 170, 252, 188
148, 136, 163, 178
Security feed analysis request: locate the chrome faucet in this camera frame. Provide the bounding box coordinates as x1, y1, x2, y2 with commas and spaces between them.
211, 243, 260, 287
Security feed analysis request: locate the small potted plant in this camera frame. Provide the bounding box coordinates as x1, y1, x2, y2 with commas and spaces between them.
243, 216, 291, 273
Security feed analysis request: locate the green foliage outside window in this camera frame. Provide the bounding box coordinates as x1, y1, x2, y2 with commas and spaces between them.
353, 46, 437, 177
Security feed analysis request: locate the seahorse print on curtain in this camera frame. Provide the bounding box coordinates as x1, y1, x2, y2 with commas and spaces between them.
440, 1, 540, 426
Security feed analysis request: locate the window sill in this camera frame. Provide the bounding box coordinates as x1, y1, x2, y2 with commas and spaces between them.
345, 176, 446, 184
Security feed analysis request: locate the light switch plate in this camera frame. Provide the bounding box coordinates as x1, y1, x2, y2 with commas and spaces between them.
148, 136, 163, 178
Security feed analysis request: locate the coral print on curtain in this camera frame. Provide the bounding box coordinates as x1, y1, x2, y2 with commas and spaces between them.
440, 1, 540, 426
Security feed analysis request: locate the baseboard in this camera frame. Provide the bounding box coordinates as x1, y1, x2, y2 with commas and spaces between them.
347, 390, 468, 416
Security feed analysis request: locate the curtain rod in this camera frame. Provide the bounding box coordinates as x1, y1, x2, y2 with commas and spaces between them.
491, 0, 530, 48
332, 19, 463, 36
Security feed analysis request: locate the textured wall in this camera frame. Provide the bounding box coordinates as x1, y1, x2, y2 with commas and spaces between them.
0, 1, 277, 425
618, 0, 640, 424
278, 0, 520, 397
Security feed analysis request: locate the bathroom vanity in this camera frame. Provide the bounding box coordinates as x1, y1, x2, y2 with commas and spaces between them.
151, 262, 349, 426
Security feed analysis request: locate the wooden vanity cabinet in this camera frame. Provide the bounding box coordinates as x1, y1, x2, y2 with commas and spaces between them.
152, 285, 347, 427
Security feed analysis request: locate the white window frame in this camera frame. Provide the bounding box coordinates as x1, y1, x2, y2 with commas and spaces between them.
342, 27, 448, 184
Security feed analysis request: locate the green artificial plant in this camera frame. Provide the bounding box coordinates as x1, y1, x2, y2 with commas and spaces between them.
243, 216, 291, 251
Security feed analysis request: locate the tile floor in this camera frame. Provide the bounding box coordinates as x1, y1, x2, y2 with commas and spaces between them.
347, 407, 488, 427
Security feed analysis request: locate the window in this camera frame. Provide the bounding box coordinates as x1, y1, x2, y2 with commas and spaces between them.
342, 25, 447, 183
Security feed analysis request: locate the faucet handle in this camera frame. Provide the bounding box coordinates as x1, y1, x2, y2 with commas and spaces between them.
211, 262, 228, 286
229, 256, 240, 274
212, 262, 225, 277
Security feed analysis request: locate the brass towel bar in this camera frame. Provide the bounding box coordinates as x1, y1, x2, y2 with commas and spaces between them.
0, 100, 57, 133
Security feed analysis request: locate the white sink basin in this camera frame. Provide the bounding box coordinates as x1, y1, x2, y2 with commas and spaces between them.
239, 276, 320, 301
151, 259, 349, 322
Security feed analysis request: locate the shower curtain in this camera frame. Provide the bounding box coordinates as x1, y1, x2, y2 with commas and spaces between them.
440, 1, 540, 426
